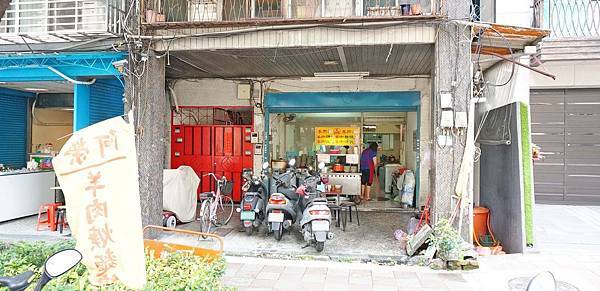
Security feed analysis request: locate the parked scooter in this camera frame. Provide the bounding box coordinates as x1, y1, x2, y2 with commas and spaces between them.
266, 158, 300, 241
0, 249, 82, 291
237, 163, 270, 235
297, 162, 333, 252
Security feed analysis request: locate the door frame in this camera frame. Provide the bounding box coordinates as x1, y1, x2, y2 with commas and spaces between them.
263, 91, 422, 202
170, 106, 254, 202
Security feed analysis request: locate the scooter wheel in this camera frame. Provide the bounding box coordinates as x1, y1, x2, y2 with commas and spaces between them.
164, 215, 177, 229
274, 225, 283, 241
245, 226, 253, 236
316, 242, 324, 252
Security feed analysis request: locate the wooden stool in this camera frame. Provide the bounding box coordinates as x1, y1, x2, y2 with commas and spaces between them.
36, 202, 62, 231
56, 206, 68, 234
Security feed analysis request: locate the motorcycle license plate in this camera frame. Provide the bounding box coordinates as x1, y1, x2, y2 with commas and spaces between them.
268, 212, 284, 222
240, 211, 255, 220
312, 220, 330, 232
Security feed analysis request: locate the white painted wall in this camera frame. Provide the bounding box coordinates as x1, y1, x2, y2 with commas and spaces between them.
530, 60, 600, 89
483, 58, 530, 111
494, 0, 532, 27
406, 112, 417, 172
170, 77, 432, 207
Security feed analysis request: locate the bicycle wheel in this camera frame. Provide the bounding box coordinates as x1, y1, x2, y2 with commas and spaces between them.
214, 195, 234, 226
199, 200, 212, 238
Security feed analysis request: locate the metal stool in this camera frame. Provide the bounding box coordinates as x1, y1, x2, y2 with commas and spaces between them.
340, 201, 360, 231
327, 204, 342, 227
55, 206, 68, 234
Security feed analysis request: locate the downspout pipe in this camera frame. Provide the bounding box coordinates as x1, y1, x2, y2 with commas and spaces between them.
167, 85, 180, 113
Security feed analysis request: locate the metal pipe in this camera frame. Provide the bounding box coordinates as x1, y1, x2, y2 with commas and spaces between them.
45, 66, 96, 85
130, 20, 427, 40
478, 139, 511, 146
486, 51, 556, 80
167, 85, 180, 113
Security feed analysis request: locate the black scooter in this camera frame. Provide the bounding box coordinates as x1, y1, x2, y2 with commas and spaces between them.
0, 249, 82, 291
237, 163, 270, 235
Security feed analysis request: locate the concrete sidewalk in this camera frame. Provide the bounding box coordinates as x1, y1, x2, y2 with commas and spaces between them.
222, 204, 600, 291
222, 253, 595, 291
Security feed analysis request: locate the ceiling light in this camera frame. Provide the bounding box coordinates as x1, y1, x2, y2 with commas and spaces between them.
314, 72, 369, 78
24, 88, 48, 92
323, 60, 339, 66
301, 71, 370, 82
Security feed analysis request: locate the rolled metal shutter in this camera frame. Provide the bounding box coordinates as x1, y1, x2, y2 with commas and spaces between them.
89, 78, 124, 124
0, 93, 29, 168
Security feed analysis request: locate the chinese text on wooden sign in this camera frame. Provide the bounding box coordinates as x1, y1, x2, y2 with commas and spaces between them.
315, 127, 360, 146
52, 115, 146, 289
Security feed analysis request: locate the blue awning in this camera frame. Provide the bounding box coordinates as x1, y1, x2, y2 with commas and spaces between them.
0, 52, 126, 82
265, 91, 421, 112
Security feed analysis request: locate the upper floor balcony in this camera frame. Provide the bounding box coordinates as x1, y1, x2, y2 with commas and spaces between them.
532, 0, 600, 61
142, 0, 443, 28
0, 0, 125, 44
532, 0, 600, 38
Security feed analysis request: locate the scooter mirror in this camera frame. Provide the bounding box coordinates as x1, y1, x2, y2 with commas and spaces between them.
289, 158, 296, 167
525, 271, 556, 291
44, 249, 82, 278
262, 162, 269, 170
318, 162, 326, 170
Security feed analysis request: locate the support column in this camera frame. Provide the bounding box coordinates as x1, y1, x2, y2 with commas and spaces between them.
73, 83, 90, 131
125, 51, 167, 233
432, 1, 473, 240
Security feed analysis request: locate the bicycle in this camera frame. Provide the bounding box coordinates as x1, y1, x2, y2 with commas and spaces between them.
198, 173, 234, 239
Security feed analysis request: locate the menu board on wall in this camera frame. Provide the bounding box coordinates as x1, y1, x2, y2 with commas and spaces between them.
315, 127, 360, 146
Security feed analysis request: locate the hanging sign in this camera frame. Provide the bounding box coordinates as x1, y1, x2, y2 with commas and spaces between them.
52, 114, 146, 289
315, 127, 360, 146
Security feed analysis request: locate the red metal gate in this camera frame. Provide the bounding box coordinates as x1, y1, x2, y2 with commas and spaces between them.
171, 107, 253, 202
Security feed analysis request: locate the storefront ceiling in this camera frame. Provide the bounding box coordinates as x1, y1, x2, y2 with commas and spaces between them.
166, 44, 434, 79
0, 81, 73, 93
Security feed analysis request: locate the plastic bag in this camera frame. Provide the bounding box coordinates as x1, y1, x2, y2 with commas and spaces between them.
406, 216, 419, 235
401, 170, 415, 207
394, 229, 407, 241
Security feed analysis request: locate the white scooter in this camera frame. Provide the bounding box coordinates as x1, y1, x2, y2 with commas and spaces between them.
297, 162, 333, 252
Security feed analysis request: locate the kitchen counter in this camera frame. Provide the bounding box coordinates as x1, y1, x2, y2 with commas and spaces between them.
0, 170, 55, 222
0, 169, 54, 176
327, 172, 361, 196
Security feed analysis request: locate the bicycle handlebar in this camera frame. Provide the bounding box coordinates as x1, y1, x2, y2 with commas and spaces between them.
203, 173, 227, 182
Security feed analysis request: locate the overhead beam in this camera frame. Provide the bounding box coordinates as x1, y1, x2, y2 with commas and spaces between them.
336, 46, 349, 72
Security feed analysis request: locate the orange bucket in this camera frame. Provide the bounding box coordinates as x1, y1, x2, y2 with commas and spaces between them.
473, 206, 489, 238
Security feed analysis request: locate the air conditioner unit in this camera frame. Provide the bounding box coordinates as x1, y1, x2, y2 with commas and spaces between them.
80, 0, 106, 31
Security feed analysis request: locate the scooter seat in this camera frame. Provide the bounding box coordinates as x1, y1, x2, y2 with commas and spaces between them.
0, 271, 34, 290
312, 198, 328, 203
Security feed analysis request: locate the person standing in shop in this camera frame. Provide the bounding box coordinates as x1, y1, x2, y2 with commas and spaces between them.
360, 142, 378, 203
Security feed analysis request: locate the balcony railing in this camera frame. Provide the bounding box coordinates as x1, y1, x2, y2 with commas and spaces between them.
0, 0, 126, 43
533, 0, 600, 38
142, 0, 441, 25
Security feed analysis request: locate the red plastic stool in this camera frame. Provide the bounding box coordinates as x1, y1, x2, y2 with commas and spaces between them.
36, 202, 63, 231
